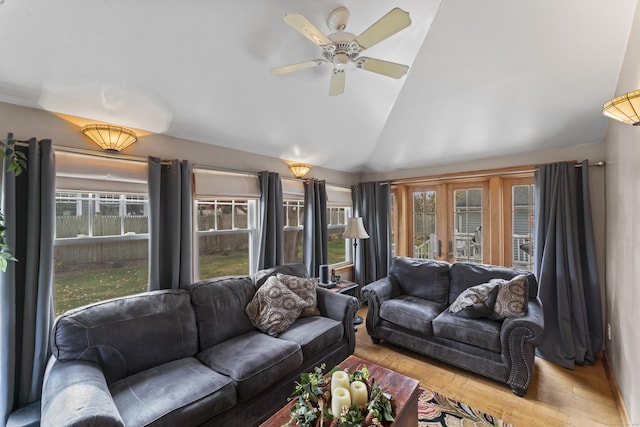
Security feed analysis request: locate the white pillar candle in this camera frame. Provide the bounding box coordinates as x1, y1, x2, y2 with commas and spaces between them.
349, 380, 368, 406
331, 370, 350, 393
331, 387, 351, 418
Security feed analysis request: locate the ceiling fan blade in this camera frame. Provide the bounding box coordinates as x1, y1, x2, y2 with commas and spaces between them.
329, 71, 345, 96
283, 13, 333, 47
353, 8, 411, 50
356, 57, 409, 79
271, 60, 325, 75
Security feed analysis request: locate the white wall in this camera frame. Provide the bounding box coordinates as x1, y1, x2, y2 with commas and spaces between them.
0, 102, 359, 187
604, 1, 640, 424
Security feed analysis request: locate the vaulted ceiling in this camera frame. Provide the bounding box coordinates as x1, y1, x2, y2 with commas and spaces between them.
0, 0, 636, 173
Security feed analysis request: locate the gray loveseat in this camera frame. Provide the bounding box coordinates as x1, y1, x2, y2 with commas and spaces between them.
362, 257, 544, 396
40, 264, 358, 426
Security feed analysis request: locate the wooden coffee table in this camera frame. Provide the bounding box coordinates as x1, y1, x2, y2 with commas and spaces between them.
259, 355, 420, 427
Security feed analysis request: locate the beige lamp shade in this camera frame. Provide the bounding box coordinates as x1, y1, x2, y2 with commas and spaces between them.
602, 89, 640, 125
343, 217, 370, 239
81, 124, 138, 151
289, 163, 311, 178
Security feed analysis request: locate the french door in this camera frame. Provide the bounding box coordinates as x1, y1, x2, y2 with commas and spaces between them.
410, 182, 489, 264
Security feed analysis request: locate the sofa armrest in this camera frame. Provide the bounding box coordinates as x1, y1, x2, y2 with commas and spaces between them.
500, 298, 545, 396
41, 357, 124, 427
316, 288, 358, 354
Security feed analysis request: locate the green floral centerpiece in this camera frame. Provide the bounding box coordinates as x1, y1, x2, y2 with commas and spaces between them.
283, 364, 395, 427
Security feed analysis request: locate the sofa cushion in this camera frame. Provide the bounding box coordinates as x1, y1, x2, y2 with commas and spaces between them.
379, 295, 445, 335
50, 289, 198, 384
390, 257, 451, 304
185, 276, 257, 349
245, 276, 306, 336
277, 316, 344, 359
110, 357, 236, 427
449, 283, 499, 318
277, 273, 321, 317
197, 331, 303, 402
491, 275, 528, 319
433, 310, 502, 353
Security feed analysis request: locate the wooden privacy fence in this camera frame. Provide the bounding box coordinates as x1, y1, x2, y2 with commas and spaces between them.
56, 216, 148, 238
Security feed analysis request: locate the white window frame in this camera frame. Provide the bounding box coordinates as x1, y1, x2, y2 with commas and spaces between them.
193, 198, 258, 281
54, 192, 150, 246
327, 206, 352, 267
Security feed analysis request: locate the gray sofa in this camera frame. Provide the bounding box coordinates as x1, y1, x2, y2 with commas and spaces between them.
362, 257, 544, 396
40, 264, 358, 427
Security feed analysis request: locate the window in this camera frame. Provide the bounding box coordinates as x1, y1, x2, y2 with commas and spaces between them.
193, 169, 260, 277
505, 180, 535, 270
54, 152, 150, 316
413, 189, 437, 259
283, 200, 304, 263
452, 187, 484, 263
327, 206, 351, 265
54, 191, 149, 316
195, 199, 257, 280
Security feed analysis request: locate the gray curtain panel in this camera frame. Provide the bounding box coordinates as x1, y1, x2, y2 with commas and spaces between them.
351, 181, 391, 287
303, 179, 328, 279
0, 138, 55, 423
534, 160, 603, 368
257, 171, 284, 269
148, 157, 193, 290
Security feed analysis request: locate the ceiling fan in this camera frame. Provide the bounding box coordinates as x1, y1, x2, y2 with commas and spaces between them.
271, 7, 412, 96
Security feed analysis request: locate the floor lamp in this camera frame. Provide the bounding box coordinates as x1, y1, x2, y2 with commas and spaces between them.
343, 217, 369, 325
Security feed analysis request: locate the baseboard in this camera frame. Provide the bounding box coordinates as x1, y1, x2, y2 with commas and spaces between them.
603, 351, 633, 426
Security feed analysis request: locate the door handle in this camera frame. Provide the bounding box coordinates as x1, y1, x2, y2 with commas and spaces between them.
448, 240, 453, 257
437, 240, 442, 257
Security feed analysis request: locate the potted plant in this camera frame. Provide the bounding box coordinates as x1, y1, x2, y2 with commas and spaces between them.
0, 133, 27, 271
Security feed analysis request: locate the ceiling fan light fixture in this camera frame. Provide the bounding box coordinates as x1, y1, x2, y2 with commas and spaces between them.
289, 162, 311, 178
81, 124, 138, 151
272, 7, 411, 95
602, 89, 640, 125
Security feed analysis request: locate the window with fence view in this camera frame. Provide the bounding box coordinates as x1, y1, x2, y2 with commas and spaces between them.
54, 192, 150, 316
195, 199, 256, 280
327, 206, 351, 265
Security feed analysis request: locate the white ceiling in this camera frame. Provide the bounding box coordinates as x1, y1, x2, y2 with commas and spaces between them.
0, 0, 636, 173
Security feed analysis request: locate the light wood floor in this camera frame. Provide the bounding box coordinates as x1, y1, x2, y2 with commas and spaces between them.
353, 307, 624, 427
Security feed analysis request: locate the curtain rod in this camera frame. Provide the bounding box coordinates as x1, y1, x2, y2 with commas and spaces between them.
193, 164, 353, 190
10, 143, 353, 190
389, 161, 605, 185
12, 141, 170, 166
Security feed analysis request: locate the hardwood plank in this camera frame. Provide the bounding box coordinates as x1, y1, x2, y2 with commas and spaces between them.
354, 307, 625, 427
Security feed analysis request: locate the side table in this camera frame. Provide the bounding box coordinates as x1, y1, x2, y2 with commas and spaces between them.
321, 280, 363, 326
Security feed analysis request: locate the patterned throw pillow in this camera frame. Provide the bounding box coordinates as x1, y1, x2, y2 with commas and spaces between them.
276, 273, 321, 317
490, 274, 528, 319
245, 276, 306, 336
449, 282, 500, 318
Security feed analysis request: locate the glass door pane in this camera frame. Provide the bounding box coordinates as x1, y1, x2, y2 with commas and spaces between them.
413, 190, 438, 259
512, 184, 534, 270
453, 188, 483, 263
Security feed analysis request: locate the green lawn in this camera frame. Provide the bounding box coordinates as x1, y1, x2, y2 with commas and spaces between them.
55, 241, 347, 316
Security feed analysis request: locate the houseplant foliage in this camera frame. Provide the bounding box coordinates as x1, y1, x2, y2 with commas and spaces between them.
285, 363, 395, 427
0, 133, 27, 272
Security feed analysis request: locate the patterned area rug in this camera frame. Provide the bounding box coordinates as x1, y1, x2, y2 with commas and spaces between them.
419, 388, 516, 427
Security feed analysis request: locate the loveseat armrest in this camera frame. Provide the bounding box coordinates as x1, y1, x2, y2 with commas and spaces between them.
316, 288, 358, 354
361, 277, 400, 307
500, 298, 545, 396
361, 277, 401, 341
41, 357, 124, 427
